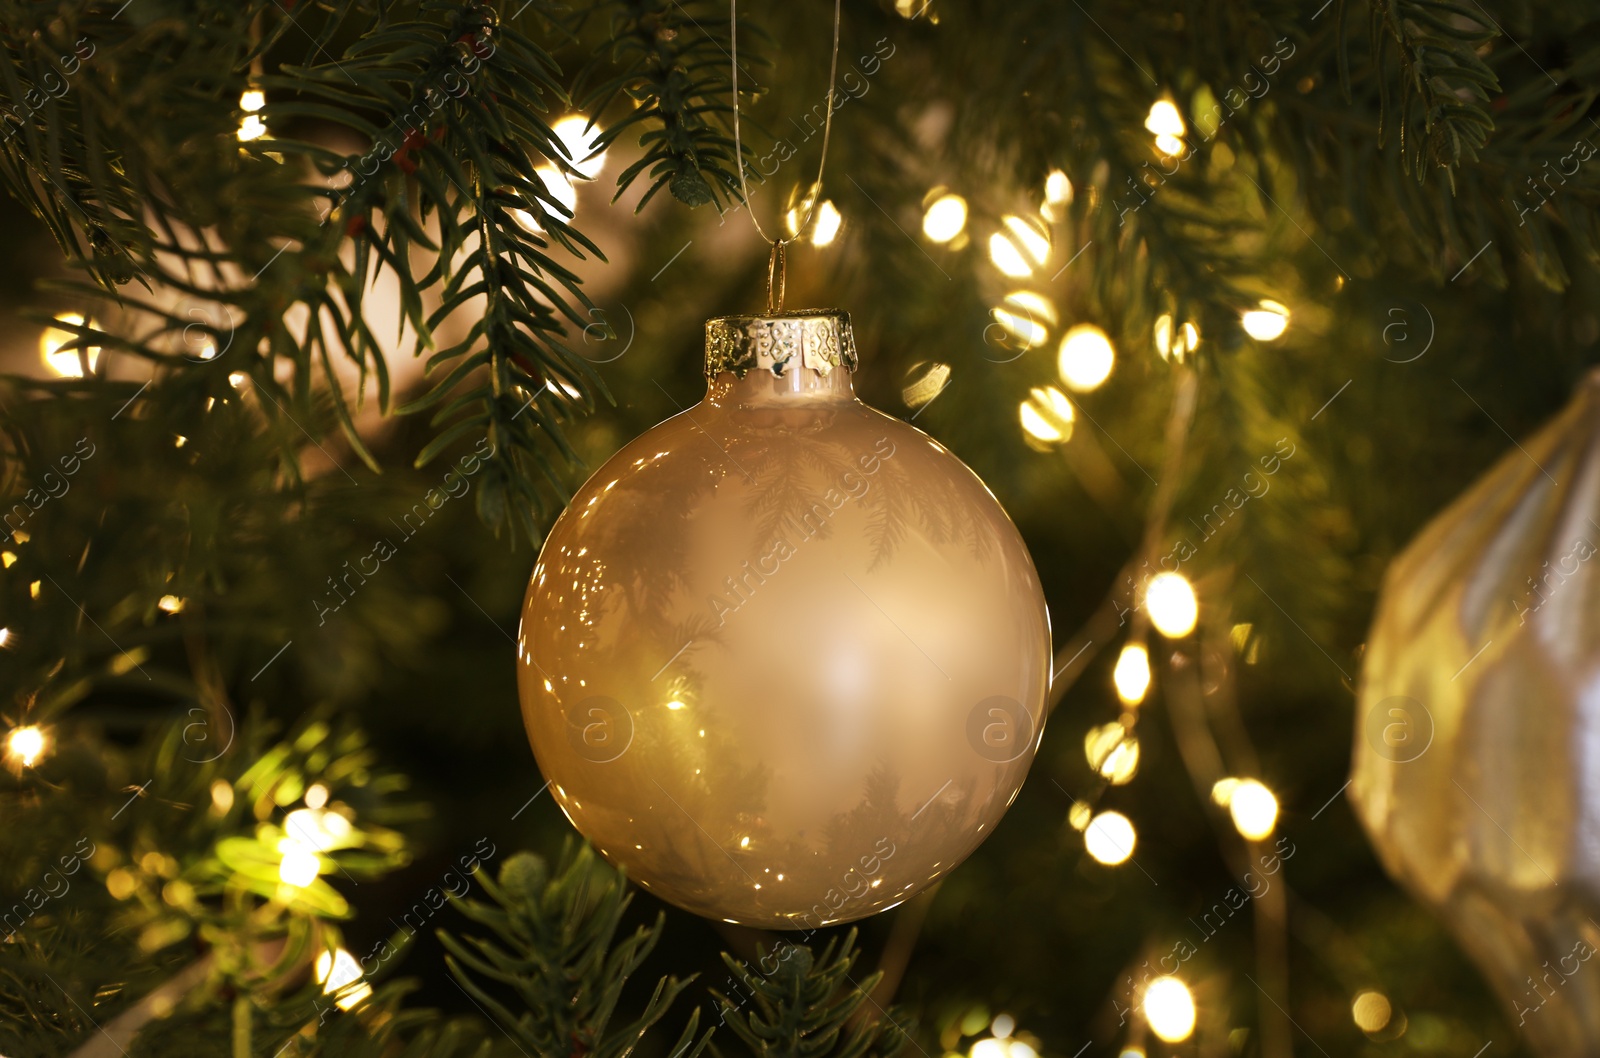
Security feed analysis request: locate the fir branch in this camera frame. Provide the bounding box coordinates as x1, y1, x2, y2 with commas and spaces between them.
439, 843, 710, 1058
709, 930, 910, 1058
1367, 0, 1499, 182
581, 0, 760, 210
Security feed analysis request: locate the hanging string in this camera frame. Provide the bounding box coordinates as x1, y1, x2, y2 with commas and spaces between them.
729, 0, 842, 312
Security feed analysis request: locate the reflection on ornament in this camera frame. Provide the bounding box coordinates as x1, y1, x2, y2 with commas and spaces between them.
1352, 373, 1600, 1058
518, 310, 1050, 927
1143, 976, 1196, 1042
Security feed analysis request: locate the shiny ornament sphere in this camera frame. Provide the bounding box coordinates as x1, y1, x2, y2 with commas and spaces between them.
517, 311, 1050, 928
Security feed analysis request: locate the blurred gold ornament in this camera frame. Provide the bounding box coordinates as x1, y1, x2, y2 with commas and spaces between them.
1352, 373, 1600, 1058
518, 310, 1050, 928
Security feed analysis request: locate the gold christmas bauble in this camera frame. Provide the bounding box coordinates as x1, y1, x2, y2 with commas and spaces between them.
517, 310, 1050, 928
1352, 373, 1600, 1057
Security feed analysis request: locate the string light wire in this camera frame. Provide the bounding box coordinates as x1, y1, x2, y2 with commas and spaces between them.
730, 0, 842, 310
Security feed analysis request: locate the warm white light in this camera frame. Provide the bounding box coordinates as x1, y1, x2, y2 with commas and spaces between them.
315, 948, 373, 1011
1146, 571, 1198, 637
285, 807, 354, 853
1003, 215, 1051, 265
1113, 643, 1151, 705
1211, 777, 1241, 806
228, 371, 248, 389
157, 595, 184, 614
1143, 976, 1196, 1042
1228, 778, 1279, 841
240, 90, 266, 113
1057, 324, 1115, 392
971, 1040, 1006, 1058
1019, 386, 1074, 444
304, 783, 329, 810
237, 114, 268, 142
991, 1014, 1015, 1039
277, 838, 321, 887
739, 835, 751, 848
514, 168, 578, 232
1145, 100, 1185, 137
1085, 811, 1136, 865
922, 193, 968, 243
1241, 299, 1290, 341
809, 200, 842, 246
0, 626, 11, 646
1045, 169, 1073, 206
1154, 134, 1186, 157
989, 233, 1032, 277
552, 115, 607, 179
992, 308, 1048, 350
7, 725, 47, 768
1100, 737, 1140, 785
1352, 990, 1393, 1033
40, 313, 100, 377
1154, 314, 1200, 362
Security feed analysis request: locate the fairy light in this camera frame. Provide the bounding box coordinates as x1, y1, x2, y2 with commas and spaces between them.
992, 292, 1055, 349
1227, 778, 1279, 840
1019, 386, 1075, 445
286, 807, 354, 852
1, 552, 14, 567
315, 948, 374, 1011
277, 838, 321, 888
305, 782, 329, 809
237, 88, 268, 142
6, 725, 47, 768
1145, 571, 1198, 637
923, 193, 968, 243
991, 1015, 1015, 1039
551, 115, 607, 179
0, 626, 11, 646
1057, 324, 1115, 392
1004, 215, 1050, 265
1113, 643, 1151, 705
1144, 100, 1186, 157
1084, 723, 1139, 784
1241, 299, 1290, 340
157, 595, 185, 614
1045, 169, 1073, 206
809, 200, 842, 246
228, 371, 248, 389
1084, 810, 1136, 865
1211, 777, 1241, 806
1352, 990, 1393, 1033
1143, 976, 1196, 1042
40, 313, 100, 377
988, 233, 1033, 278
513, 168, 579, 232
1154, 314, 1200, 362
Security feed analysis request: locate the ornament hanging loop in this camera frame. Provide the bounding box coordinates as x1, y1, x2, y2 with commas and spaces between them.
765, 240, 788, 314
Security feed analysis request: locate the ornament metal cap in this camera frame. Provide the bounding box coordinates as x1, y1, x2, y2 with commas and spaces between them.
704, 308, 858, 380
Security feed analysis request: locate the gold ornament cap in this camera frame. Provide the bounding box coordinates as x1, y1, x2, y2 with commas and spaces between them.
705, 309, 859, 380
